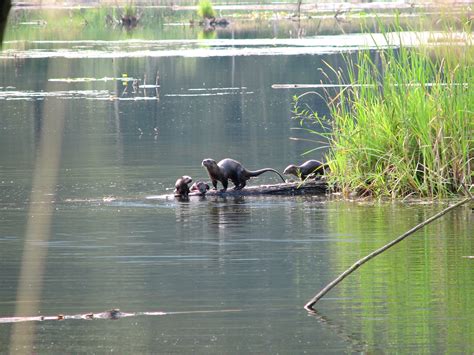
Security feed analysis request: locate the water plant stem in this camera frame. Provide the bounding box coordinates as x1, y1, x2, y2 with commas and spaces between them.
304, 196, 473, 312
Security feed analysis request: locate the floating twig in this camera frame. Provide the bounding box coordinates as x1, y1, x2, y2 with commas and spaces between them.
304, 196, 473, 312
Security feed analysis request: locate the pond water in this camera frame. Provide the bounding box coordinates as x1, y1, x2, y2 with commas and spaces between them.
1, 8, 473, 353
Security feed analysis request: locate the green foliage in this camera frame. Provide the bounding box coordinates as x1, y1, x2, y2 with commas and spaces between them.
294, 31, 473, 198
3, 8, 186, 42
197, 0, 216, 19
124, 4, 136, 18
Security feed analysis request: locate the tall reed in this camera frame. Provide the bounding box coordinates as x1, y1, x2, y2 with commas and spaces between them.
294, 28, 473, 198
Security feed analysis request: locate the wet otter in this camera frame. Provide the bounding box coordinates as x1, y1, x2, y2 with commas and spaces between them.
190, 181, 210, 195
283, 160, 329, 180
202, 158, 285, 192
174, 176, 193, 197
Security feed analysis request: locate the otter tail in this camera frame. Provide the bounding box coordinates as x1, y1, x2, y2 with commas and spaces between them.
247, 168, 286, 182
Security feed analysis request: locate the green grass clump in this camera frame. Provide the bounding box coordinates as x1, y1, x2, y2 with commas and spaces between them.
197, 0, 216, 19
124, 4, 137, 18
295, 32, 473, 198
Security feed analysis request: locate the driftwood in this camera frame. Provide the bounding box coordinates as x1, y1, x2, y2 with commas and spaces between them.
304, 196, 473, 312
147, 180, 328, 200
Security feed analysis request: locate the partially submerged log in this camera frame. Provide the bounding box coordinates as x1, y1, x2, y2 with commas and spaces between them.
147, 180, 328, 200
204, 180, 328, 196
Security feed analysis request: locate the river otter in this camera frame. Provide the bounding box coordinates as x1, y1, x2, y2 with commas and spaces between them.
190, 181, 210, 195
174, 176, 193, 197
202, 158, 285, 192
283, 160, 329, 180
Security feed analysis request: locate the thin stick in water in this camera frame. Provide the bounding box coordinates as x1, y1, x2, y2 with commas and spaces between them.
304, 197, 473, 312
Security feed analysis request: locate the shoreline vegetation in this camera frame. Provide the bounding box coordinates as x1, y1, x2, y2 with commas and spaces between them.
5, 1, 473, 41
11, 0, 474, 12
293, 21, 473, 199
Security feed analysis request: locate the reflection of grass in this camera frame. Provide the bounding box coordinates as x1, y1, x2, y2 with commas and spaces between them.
294, 25, 473, 198
198, 29, 217, 40
326, 201, 474, 350
4, 8, 193, 41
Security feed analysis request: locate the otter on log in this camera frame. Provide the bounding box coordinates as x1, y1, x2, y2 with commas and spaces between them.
283, 160, 329, 180
174, 175, 193, 197
190, 181, 210, 195
202, 158, 285, 192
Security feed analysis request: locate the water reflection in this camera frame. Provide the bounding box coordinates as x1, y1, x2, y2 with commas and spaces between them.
1, 190, 473, 352
207, 196, 251, 229
2, 32, 464, 59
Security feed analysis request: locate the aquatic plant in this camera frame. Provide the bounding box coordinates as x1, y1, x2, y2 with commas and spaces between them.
124, 4, 136, 18
293, 29, 473, 198
197, 0, 216, 19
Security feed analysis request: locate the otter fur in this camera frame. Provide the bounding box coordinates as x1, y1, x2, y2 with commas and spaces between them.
202, 158, 285, 192
283, 160, 329, 180
190, 181, 210, 195
174, 175, 193, 197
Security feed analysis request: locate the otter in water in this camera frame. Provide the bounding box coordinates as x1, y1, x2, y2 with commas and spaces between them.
190, 181, 210, 195
283, 160, 329, 180
174, 176, 193, 197
202, 158, 285, 192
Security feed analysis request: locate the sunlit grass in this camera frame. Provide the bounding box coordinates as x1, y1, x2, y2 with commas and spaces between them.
294, 26, 473, 198
197, 0, 216, 19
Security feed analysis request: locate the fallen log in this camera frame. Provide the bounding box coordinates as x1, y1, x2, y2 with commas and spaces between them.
146, 180, 328, 200
204, 180, 328, 196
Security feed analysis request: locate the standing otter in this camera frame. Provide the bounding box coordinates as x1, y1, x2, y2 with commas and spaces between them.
190, 181, 210, 195
283, 160, 329, 180
174, 176, 193, 197
202, 158, 285, 192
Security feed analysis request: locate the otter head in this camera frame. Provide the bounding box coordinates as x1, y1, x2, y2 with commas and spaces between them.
191, 181, 210, 194
198, 182, 210, 194
202, 158, 218, 169
283, 165, 299, 177
179, 175, 193, 185
175, 175, 193, 195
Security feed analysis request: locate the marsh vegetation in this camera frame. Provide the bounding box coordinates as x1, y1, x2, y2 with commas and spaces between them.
293, 21, 473, 198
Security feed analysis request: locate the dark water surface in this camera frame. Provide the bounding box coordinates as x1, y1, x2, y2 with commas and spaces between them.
1, 11, 473, 353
